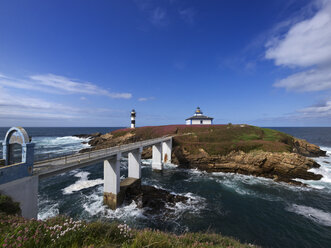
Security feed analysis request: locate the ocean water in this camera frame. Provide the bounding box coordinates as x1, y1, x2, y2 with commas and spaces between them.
0, 127, 331, 248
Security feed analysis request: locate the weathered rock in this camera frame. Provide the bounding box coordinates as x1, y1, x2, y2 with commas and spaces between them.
124, 185, 187, 215
174, 149, 322, 185
292, 138, 326, 157
141, 147, 152, 159
89, 137, 106, 147
74, 132, 102, 139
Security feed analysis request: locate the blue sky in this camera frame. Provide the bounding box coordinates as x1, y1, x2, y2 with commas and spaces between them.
1, 0, 331, 127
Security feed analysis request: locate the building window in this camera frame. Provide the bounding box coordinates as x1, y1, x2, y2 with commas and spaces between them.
200, 120, 203, 124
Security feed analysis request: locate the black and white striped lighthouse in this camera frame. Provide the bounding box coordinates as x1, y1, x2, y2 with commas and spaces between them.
131, 109, 136, 128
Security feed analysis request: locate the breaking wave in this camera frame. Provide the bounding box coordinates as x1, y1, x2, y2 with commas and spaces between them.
294, 146, 331, 191
82, 186, 146, 221
286, 204, 331, 227
63, 171, 103, 195
32, 136, 90, 160
38, 199, 59, 220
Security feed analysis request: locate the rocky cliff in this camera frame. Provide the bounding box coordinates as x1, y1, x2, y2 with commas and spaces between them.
79, 125, 326, 185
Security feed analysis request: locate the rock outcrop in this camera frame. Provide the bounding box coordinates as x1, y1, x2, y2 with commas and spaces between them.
125, 185, 188, 216
79, 125, 326, 185
292, 138, 326, 157
172, 148, 322, 185
74, 132, 102, 139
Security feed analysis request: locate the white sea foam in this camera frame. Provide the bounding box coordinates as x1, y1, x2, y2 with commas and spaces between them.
141, 159, 152, 165
163, 163, 178, 169
294, 146, 331, 191
38, 201, 59, 220
140, 159, 178, 169
196, 170, 292, 201
33, 136, 90, 155
82, 186, 146, 220
63, 171, 103, 195
165, 192, 207, 220
286, 204, 331, 227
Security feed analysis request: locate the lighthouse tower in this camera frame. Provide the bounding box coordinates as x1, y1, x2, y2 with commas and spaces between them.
131, 109, 136, 128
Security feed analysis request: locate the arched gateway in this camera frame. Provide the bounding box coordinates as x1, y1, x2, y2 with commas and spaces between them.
0, 127, 37, 219
1, 127, 35, 184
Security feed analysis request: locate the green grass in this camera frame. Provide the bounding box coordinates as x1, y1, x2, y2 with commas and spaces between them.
0, 214, 257, 248
108, 125, 296, 156
237, 133, 261, 141
0, 195, 258, 248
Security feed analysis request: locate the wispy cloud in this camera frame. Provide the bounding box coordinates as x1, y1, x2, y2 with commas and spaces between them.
135, 0, 168, 27
135, 0, 196, 27
266, 0, 331, 92
179, 8, 195, 24
138, 97, 155, 102
298, 99, 331, 118
151, 7, 167, 26
250, 97, 331, 126
0, 73, 132, 99
0, 86, 126, 125
274, 67, 331, 92
0, 87, 79, 120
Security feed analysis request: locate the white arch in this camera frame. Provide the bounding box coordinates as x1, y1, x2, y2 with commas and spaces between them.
4, 127, 30, 145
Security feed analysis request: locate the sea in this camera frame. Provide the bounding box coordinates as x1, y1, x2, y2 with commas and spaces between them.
0, 127, 330, 248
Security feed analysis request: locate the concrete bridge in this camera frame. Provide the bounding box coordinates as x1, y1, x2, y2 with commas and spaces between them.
0, 127, 173, 219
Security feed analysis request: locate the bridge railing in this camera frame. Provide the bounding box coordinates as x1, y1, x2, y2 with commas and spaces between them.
34, 136, 172, 166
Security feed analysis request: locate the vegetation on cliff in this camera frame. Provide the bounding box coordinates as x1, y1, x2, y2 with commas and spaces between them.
0, 215, 257, 248
85, 124, 324, 156
82, 124, 326, 185
0, 193, 21, 216
0, 195, 256, 248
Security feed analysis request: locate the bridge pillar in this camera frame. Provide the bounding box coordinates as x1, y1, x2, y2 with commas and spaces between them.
128, 147, 142, 179
103, 152, 123, 210
162, 139, 172, 163
152, 143, 163, 171
0, 175, 38, 219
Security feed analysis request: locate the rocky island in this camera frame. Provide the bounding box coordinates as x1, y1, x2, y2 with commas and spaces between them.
79, 124, 326, 185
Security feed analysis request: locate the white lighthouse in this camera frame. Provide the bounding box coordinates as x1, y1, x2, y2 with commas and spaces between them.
131, 109, 136, 128
185, 107, 213, 125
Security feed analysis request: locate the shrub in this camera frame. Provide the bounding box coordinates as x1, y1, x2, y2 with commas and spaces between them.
0, 194, 21, 215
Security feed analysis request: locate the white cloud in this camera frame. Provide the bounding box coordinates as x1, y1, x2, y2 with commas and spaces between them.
0, 87, 127, 125
266, 0, 331, 92
0, 73, 132, 99
0, 87, 79, 120
138, 97, 155, 102
298, 100, 331, 117
274, 66, 331, 91
266, 1, 331, 67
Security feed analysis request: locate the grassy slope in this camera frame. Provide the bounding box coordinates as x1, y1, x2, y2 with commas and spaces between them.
0, 196, 256, 248
0, 215, 256, 248
112, 124, 294, 156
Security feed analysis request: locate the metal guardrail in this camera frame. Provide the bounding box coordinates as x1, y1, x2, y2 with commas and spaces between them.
34, 136, 172, 168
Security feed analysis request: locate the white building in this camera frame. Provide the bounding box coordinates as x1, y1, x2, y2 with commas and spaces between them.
186, 107, 213, 125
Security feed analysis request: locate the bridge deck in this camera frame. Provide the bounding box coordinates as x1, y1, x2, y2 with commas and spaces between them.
34, 136, 172, 179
